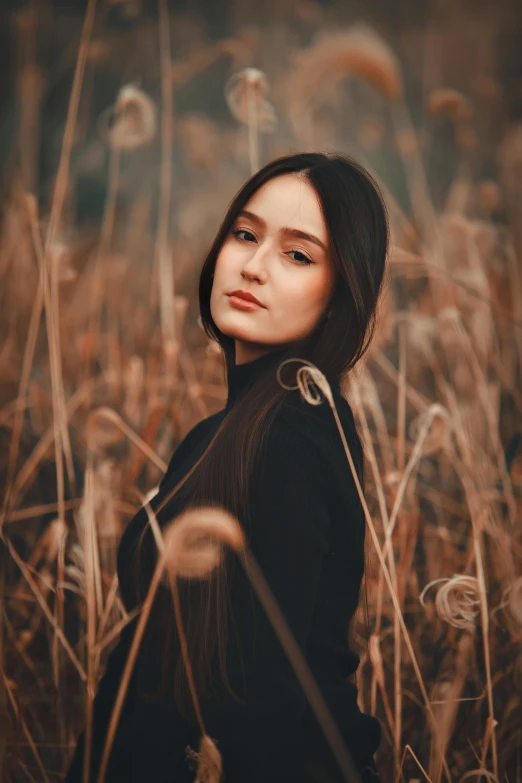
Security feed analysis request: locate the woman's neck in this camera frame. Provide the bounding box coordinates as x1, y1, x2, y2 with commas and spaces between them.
225, 347, 288, 410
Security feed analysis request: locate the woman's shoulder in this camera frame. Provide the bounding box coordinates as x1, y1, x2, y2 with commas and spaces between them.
158, 409, 225, 490
278, 384, 362, 461
262, 383, 364, 497
174, 409, 225, 452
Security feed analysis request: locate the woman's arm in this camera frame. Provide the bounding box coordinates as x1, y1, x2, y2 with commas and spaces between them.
195, 414, 350, 782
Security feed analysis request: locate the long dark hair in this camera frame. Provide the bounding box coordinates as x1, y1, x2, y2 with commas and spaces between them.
129, 152, 389, 723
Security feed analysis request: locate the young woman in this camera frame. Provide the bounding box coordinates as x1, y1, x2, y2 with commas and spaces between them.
65, 152, 388, 783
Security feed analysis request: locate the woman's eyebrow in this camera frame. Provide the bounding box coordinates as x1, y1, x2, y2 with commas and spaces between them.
237, 209, 327, 252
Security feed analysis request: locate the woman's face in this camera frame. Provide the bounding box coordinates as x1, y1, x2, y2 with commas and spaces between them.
210, 173, 336, 365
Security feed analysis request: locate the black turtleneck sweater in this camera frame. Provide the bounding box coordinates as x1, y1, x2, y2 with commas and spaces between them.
65, 349, 382, 783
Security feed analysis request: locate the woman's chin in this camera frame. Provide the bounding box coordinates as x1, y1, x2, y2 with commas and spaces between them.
215, 317, 263, 341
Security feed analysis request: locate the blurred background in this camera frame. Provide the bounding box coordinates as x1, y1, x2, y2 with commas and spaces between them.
1, 0, 521, 781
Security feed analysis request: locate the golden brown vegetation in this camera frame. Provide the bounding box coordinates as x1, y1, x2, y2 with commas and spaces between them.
1, 2, 521, 782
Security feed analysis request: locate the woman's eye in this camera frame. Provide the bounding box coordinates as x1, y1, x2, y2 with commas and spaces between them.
232, 229, 313, 266
232, 228, 256, 242
287, 250, 313, 266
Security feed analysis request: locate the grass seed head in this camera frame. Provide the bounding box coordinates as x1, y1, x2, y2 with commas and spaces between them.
507, 576, 522, 627
422, 575, 480, 630
287, 24, 403, 129
163, 506, 245, 581
428, 88, 473, 123
102, 84, 157, 150
186, 734, 222, 783
224, 67, 277, 132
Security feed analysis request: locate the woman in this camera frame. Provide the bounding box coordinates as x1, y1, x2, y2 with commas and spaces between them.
65, 152, 388, 783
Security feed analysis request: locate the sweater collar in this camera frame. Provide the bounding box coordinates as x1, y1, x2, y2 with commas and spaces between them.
225, 348, 287, 411
225, 347, 340, 411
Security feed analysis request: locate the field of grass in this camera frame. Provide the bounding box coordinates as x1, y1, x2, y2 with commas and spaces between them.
1, 1, 521, 781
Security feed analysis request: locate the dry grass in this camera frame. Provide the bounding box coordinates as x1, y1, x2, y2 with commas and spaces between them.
1, 3, 521, 783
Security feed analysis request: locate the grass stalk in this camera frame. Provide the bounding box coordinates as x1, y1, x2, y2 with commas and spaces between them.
156, 0, 176, 358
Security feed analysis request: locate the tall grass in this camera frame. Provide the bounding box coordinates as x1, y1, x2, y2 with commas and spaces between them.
1, 3, 520, 782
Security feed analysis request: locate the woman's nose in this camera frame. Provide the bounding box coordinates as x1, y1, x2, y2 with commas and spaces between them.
241, 244, 270, 281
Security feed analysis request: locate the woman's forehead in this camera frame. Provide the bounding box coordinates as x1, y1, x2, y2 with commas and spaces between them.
243, 174, 327, 242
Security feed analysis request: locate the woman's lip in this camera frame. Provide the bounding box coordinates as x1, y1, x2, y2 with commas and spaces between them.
227, 294, 264, 311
